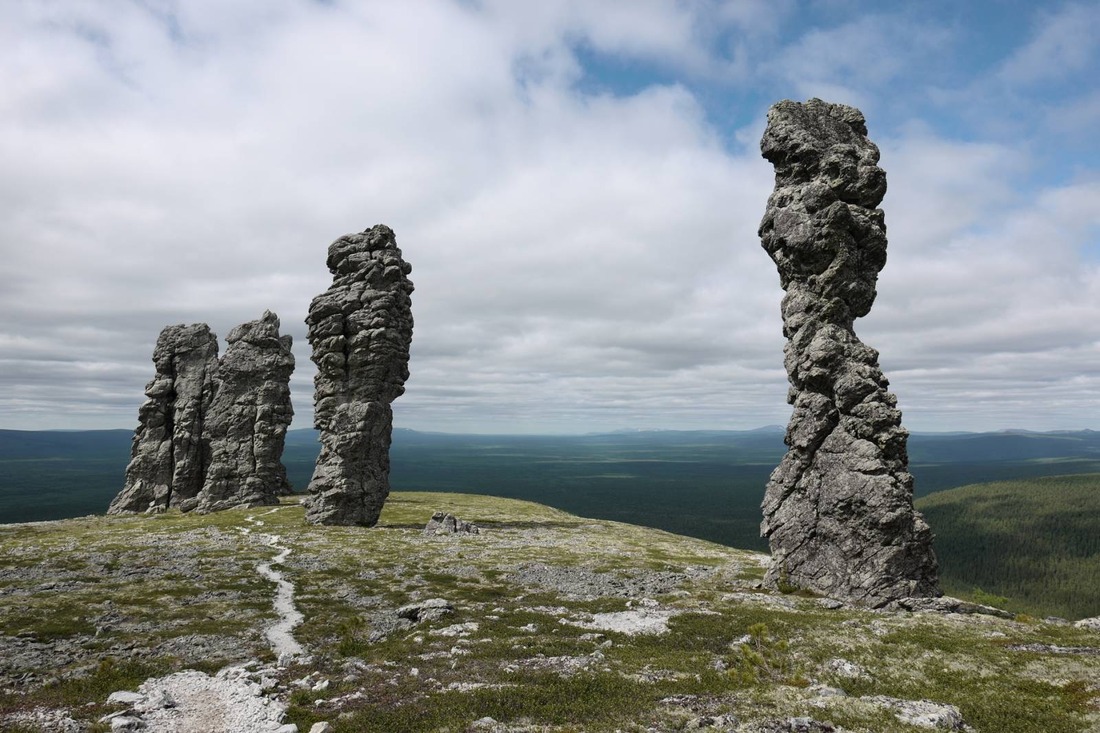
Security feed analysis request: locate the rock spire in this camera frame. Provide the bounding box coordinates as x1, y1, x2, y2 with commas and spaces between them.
304, 225, 414, 526
109, 324, 220, 514
757, 99, 939, 606
108, 313, 294, 515
194, 311, 295, 513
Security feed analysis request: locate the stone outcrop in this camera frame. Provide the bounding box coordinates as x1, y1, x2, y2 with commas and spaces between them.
757, 98, 939, 606
424, 512, 481, 535
108, 324, 219, 514
193, 311, 295, 513
108, 313, 294, 515
304, 225, 414, 526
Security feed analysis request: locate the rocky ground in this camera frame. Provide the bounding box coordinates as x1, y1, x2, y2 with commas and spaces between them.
0, 493, 1098, 732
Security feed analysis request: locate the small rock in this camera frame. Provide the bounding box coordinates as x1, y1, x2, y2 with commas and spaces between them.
424, 511, 480, 535
309, 723, 334, 733
1075, 616, 1100, 631
143, 689, 175, 709
107, 691, 145, 705
275, 725, 299, 733
397, 598, 454, 623
110, 716, 146, 732
311, 679, 330, 692
433, 622, 479, 637
825, 658, 869, 680
865, 696, 966, 730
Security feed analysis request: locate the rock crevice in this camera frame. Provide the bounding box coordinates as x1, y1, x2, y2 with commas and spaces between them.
757, 98, 939, 606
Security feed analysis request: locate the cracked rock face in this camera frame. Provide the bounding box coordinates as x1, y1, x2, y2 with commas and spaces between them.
109, 314, 295, 515
304, 225, 414, 526
109, 324, 219, 514
757, 99, 939, 606
195, 310, 295, 514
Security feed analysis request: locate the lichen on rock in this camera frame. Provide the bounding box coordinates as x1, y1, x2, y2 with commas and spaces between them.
757, 98, 939, 606
304, 224, 414, 526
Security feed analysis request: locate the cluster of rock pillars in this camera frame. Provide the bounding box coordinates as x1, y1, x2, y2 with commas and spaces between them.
108, 99, 941, 608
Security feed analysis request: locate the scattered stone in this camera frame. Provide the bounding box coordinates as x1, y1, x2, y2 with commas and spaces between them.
5, 707, 84, 733
424, 511, 481, 535
574, 607, 676, 636
107, 690, 145, 705
197, 311, 295, 513
110, 715, 147, 731
109, 324, 219, 514
885, 596, 1013, 619
1075, 616, 1100, 631
309, 722, 335, 733
1007, 643, 1100, 656
756, 98, 940, 607
864, 696, 967, 730
510, 562, 703, 598
397, 598, 454, 623
685, 714, 739, 730
304, 225, 414, 526
823, 658, 869, 680
432, 622, 480, 637
743, 718, 838, 732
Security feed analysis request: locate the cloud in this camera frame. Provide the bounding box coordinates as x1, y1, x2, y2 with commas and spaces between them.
998, 1, 1100, 85
1, 0, 1098, 436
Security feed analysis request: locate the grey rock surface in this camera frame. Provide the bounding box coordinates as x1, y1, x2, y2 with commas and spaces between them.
197, 311, 295, 513
109, 314, 295, 516
304, 225, 414, 526
424, 511, 480, 535
109, 324, 219, 514
757, 98, 939, 606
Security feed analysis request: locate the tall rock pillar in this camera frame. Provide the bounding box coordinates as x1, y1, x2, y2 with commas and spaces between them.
757, 99, 939, 606
305, 225, 414, 526
195, 310, 296, 513
108, 324, 219, 514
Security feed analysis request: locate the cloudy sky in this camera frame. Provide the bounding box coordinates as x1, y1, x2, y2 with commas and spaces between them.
2, 0, 1099, 434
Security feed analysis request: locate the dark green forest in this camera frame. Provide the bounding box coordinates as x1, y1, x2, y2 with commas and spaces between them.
916, 473, 1100, 620
2, 427, 1099, 618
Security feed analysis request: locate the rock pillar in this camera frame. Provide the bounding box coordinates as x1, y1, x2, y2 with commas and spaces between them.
304, 225, 414, 526
757, 98, 939, 606
194, 311, 296, 513
108, 324, 219, 514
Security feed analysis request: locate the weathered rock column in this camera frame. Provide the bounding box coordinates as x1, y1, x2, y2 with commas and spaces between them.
305, 225, 414, 526
194, 311, 295, 513
757, 99, 939, 606
108, 324, 219, 514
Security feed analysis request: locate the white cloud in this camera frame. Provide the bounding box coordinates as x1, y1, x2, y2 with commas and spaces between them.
998, 1, 1100, 85
1, 0, 1098, 436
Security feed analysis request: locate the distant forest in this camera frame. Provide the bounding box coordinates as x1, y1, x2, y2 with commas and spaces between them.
1, 427, 1099, 617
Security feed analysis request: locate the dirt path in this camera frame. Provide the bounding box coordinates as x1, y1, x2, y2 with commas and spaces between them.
244, 509, 306, 663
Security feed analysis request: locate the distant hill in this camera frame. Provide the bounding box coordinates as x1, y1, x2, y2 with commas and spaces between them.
917, 473, 1100, 619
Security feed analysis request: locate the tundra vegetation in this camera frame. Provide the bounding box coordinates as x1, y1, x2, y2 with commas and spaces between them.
1, 493, 1098, 732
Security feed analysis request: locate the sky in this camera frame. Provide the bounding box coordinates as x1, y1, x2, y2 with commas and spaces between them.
2, 0, 1099, 435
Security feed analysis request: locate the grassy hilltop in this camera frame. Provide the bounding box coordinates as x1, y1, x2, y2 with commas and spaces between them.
1, 493, 1098, 732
